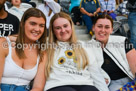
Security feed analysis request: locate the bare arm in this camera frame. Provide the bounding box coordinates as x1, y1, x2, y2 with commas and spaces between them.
31, 52, 47, 91
80, 8, 94, 17
93, 7, 101, 16
126, 49, 136, 76
0, 38, 8, 90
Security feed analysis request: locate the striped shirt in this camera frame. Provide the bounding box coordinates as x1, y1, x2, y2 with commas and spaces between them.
100, 0, 116, 11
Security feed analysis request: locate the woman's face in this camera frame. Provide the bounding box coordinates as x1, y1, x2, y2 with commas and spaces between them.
93, 18, 113, 45
53, 17, 72, 42
24, 17, 45, 43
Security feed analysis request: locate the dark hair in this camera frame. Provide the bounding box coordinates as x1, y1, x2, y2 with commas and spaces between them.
93, 14, 113, 28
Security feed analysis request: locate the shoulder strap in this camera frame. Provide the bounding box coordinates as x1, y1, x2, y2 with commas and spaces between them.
5, 37, 12, 56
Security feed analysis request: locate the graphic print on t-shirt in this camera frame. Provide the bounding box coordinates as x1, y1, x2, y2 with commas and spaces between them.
0, 13, 19, 37
0, 23, 14, 37
57, 50, 83, 76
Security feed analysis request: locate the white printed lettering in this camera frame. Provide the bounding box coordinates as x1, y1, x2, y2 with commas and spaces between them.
0, 24, 3, 28
9, 24, 14, 31
4, 24, 9, 31
0, 24, 14, 31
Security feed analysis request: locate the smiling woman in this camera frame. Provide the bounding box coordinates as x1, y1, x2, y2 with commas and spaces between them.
91, 14, 136, 91
44, 12, 109, 91
92, 14, 113, 46
53, 17, 72, 42
0, 8, 47, 91
24, 17, 45, 43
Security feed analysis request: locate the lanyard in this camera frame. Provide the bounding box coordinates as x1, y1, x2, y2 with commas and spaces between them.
105, 0, 109, 10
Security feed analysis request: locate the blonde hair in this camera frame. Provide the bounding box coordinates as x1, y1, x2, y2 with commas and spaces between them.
45, 12, 89, 78
15, 8, 47, 60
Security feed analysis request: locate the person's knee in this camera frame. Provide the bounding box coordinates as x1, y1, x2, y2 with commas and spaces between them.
109, 84, 122, 91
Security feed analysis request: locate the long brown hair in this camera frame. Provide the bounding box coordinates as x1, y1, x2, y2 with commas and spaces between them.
15, 8, 47, 60
45, 12, 89, 78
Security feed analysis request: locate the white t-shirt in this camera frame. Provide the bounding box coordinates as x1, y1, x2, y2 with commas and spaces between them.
44, 41, 109, 91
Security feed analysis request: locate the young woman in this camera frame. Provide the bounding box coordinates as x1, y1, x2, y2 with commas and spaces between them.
91, 14, 136, 91
44, 12, 109, 91
0, 8, 47, 91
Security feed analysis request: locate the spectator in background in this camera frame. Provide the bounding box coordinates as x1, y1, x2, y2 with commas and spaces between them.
114, 0, 129, 16
37, 0, 61, 35
69, 0, 82, 26
4, 0, 12, 11
99, 0, 117, 20
127, 0, 136, 49
80, 0, 100, 35
58, 0, 70, 14
0, 0, 19, 37
9, 0, 32, 21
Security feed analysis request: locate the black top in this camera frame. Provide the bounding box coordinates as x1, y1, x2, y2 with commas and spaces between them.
128, 0, 136, 5
126, 0, 136, 11
0, 12, 19, 37
102, 39, 133, 80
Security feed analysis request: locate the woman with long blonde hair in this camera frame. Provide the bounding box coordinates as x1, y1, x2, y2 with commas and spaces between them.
44, 12, 109, 91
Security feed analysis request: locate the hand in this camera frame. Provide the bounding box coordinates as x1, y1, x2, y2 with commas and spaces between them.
88, 13, 94, 17
93, 12, 98, 16
104, 10, 107, 13
107, 12, 110, 14
108, 11, 112, 14
105, 78, 109, 84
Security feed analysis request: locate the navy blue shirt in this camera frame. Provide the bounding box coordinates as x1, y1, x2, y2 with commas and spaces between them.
80, 0, 100, 13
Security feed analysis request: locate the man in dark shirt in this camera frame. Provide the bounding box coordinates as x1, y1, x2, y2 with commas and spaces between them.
0, 0, 19, 37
